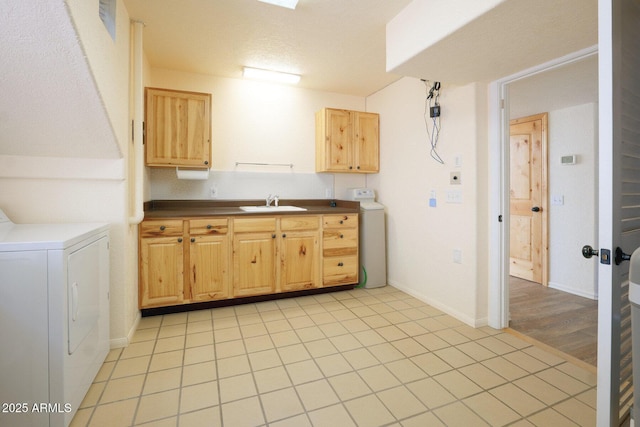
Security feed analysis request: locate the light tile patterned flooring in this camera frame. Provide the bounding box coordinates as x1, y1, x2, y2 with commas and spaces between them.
71, 286, 597, 427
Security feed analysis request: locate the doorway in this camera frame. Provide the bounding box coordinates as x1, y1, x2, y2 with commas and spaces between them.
488, 47, 599, 365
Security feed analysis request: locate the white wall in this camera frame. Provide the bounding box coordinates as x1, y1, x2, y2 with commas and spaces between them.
547, 103, 598, 298
0, 0, 137, 347
148, 68, 369, 199
367, 77, 489, 326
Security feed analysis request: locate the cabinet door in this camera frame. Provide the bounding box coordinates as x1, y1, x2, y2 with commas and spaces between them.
354, 112, 380, 172
139, 236, 184, 308
280, 229, 320, 292
189, 235, 229, 301
233, 232, 276, 297
145, 88, 211, 168
317, 108, 353, 172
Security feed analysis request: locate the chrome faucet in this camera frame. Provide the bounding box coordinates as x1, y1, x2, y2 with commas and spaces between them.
265, 194, 279, 207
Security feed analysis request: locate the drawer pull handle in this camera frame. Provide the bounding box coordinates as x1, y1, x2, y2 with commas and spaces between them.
338, 262, 344, 267
206, 224, 212, 229
178, 238, 183, 243
160, 225, 166, 231
191, 238, 196, 243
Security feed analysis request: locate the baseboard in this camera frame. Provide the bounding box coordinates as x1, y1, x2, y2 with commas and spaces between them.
109, 311, 141, 349
548, 281, 597, 300
388, 279, 487, 328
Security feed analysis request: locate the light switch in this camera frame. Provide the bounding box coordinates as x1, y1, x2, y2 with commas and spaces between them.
446, 190, 462, 204
551, 195, 564, 206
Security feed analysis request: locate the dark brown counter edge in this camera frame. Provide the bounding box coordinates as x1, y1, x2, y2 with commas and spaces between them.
142, 199, 360, 218
141, 284, 357, 317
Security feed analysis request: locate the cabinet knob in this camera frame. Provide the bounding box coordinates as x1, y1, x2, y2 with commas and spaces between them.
190, 238, 195, 243
204, 160, 209, 165
339, 220, 343, 224
272, 234, 276, 238
340, 234, 344, 238
282, 233, 287, 238
160, 225, 166, 231
178, 238, 183, 243
206, 224, 212, 229
338, 262, 344, 267
349, 166, 353, 170
357, 166, 360, 169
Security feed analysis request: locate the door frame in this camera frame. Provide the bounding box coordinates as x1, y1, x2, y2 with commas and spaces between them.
488, 44, 598, 329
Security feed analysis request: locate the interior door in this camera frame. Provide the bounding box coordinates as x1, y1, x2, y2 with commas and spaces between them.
509, 113, 548, 285
596, 0, 640, 424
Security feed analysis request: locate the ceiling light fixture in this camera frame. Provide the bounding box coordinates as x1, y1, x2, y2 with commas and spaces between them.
243, 67, 301, 84
257, 0, 299, 9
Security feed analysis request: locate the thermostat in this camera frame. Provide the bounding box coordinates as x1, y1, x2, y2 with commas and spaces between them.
561, 155, 577, 165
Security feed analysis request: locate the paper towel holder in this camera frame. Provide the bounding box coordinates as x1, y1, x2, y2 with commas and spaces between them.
176, 167, 210, 180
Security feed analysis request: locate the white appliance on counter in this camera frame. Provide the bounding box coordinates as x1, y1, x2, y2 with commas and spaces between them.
0, 208, 110, 427
347, 188, 387, 288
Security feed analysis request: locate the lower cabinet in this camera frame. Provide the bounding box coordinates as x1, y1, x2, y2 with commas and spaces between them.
189, 218, 230, 301
233, 217, 277, 297
322, 214, 359, 286
139, 221, 185, 308
139, 213, 356, 309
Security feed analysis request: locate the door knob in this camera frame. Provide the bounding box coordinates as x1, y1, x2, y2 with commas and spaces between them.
615, 247, 632, 265
531, 206, 541, 212
582, 245, 598, 259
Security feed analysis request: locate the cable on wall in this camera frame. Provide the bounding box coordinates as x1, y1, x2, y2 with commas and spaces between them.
422, 80, 443, 164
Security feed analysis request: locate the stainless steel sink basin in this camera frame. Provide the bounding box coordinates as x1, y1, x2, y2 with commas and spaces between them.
239, 205, 307, 212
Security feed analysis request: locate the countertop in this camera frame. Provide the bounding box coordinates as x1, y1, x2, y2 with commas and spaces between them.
143, 199, 360, 219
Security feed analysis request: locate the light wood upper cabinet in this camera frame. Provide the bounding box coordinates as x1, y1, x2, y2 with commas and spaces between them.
145, 87, 212, 168
315, 108, 379, 173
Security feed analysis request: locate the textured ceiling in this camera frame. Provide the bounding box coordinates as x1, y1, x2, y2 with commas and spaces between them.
123, 0, 413, 97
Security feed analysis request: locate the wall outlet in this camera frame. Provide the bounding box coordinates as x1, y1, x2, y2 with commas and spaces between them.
551, 194, 564, 206
210, 185, 218, 198
445, 190, 462, 203
453, 249, 462, 264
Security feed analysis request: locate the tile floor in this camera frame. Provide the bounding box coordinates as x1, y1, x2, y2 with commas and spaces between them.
70, 286, 597, 427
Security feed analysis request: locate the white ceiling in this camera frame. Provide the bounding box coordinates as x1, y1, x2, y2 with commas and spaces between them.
123, 0, 413, 97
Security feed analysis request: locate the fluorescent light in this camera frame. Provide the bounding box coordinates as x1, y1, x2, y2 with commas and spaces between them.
258, 0, 299, 9
243, 67, 301, 84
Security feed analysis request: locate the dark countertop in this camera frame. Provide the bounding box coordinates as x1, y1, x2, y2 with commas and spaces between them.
143, 199, 360, 219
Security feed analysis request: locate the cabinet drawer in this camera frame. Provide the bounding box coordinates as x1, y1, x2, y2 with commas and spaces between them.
234, 217, 276, 233
281, 215, 320, 231
189, 218, 229, 235
323, 256, 358, 286
323, 214, 358, 228
140, 220, 183, 237
323, 228, 358, 257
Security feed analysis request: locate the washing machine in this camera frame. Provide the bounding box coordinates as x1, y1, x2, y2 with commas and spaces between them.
347, 188, 387, 288
0, 208, 110, 427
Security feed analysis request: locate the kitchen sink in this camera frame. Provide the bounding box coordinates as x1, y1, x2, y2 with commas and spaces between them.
239, 205, 307, 212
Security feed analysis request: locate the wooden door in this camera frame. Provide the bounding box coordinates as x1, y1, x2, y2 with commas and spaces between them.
139, 236, 184, 308
354, 112, 380, 172
509, 113, 548, 285
189, 235, 229, 301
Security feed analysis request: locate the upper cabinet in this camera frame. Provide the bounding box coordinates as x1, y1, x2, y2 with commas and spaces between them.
145, 88, 212, 168
315, 108, 379, 173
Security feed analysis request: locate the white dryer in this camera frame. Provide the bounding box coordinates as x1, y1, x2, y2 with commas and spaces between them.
0, 209, 110, 427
